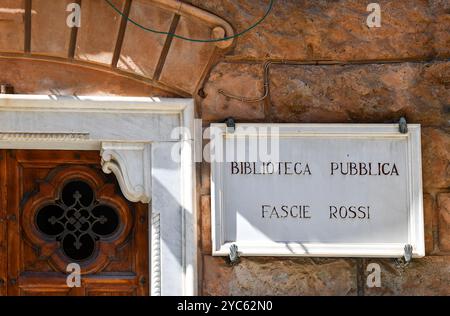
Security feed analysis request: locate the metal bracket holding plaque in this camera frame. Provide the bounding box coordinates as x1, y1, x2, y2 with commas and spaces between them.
210, 123, 425, 258
224, 117, 236, 134
395, 244, 414, 268
228, 244, 241, 266
399, 117, 408, 134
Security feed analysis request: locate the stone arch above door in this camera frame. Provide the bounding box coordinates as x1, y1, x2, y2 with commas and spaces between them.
0, 0, 235, 96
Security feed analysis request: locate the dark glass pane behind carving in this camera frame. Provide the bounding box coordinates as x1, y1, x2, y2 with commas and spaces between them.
36, 205, 64, 236
62, 234, 95, 261
62, 180, 94, 206
35, 180, 120, 261
92, 205, 119, 236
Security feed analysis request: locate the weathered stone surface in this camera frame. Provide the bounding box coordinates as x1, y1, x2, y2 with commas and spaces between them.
364, 257, 450, 295
438, 193, 450, 253
422, 129, 450, 190
160, 16, 216, 94
0, 0, 25, 52
31, 0, 71, 57
117, 0, 172, 78
269, 61, 450, 125
188, 0, 448, 61
200, 160, 210, 191
201, 62, 265, 121
430, 0, 450, 57
2, 0, 448, 62
202, 256, 234, 296
0, 0, 448, 297
0, 58, 175, 96
424, 194, 436, 255
75, 0, 124, 65
203, 256, 357, 296
200, 61, 449, 124
200, 195, 212, 255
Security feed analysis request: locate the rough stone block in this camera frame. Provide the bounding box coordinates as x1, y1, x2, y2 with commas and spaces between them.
188, 0, 447, 61
202, 256, 357, 296
201, 62, 266, 121
438, 193, 450, 253
423, 194, 436, 255
364, 257, 450, 295
430, 0, 450, 57
422, 129, 450, 190
269, 62, 450, 126
200, 195, 212, 255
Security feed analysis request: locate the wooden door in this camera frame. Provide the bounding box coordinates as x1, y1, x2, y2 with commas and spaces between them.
0, 150, 149, 296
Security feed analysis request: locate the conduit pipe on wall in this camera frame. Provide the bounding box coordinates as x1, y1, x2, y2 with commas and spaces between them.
219, 60, 350, 103
218, 56, 450, 103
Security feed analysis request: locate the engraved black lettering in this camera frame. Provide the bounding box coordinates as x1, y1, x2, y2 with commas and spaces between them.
331, 162, 339, 175
303, 205, 311, 219
348, 206, 357, 219
231, 162, 239, 174
262, 205, 270, 218
304, 164, 311, 175
289, 205, 299, 218
329, 205, 371, 220
360, 162, 368, 175
244, 162, 251, 175
270, 206, 280, 219
391, 164, 399, 176
329, 206, 338, 219
281, 205, 289, 218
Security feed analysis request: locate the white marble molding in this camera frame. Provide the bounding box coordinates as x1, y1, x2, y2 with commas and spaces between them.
0, 95, 197, 296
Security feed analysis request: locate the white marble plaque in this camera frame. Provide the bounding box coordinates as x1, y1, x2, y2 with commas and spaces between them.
211, 124, 424, 258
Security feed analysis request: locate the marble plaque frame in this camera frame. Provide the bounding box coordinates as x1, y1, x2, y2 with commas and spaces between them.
211, 123, 425, 258
0, 95, 197, 296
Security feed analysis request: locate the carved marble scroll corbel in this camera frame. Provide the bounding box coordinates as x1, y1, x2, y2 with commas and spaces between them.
100, 142, 152, 204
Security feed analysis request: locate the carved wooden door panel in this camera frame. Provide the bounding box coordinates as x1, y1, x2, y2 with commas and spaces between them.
0, 150, 149, 296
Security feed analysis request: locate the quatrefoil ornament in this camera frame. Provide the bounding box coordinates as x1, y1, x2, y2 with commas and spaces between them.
22, 166, 133, 274
36, 180, 119, 261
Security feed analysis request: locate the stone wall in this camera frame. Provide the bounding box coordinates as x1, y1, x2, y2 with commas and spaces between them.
0, 0, 449, 295
192, 0, 450, 296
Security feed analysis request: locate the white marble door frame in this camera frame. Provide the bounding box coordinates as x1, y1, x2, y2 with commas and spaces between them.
0, 95, 197, 296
